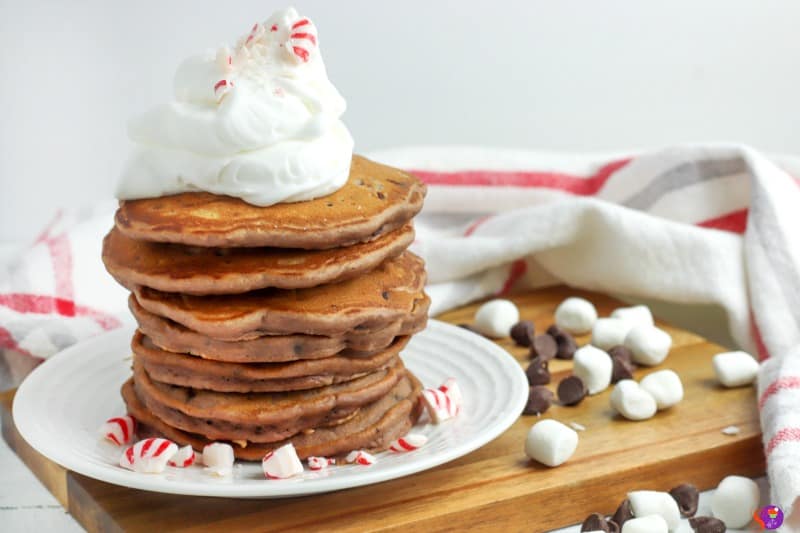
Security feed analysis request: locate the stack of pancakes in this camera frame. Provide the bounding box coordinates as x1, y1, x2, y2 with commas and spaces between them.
102, 156, 429, 460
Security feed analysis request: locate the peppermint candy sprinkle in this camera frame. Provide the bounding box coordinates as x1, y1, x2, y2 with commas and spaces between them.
262, 443, 304, 479
307, 456, 335, 471
345, 450, 376, 466
167, 445, 196, 468
99, 415, 136, 446
389, 433, 428, 453
120, 438, 178, 474
286, 17, 317, 63
421, 377, 463, 423
214, 79, 234, 103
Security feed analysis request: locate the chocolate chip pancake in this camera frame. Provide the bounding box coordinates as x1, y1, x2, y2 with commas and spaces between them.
129, 294, 429, 362
132, 331, 409, 393
103, 223, 414, 295
132, 251, 426, 340
115, 156, 426, 249
122, 371, 423, 460
132, 357, 404, 443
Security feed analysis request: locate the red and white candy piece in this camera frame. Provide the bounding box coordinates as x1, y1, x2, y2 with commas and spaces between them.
262, 443, 304, 479
421, 377, 463, 423
438, 378, 462, 416
345, 450, 376, 466
213, 79, 234, 103
388, 433, 428, 453
119, 438, 178, 474
244, 22, 265, 46
285, 16, 318, 64
202, 442, 234, 476
167, 445, 196, 468
99, 415, 136, 446
307, 456, 335, 471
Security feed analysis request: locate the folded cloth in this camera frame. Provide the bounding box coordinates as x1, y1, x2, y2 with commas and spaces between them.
1, 143, 799, 521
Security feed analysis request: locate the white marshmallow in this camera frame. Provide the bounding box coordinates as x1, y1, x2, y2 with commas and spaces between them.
591, 318, 632, 350
711, 475, 760, 528
573, 345, 613, 395
620, 515, 668, 533
524, 419, 578, 467
554, 297, 597, 335
262, 443, 304, 479
610, 380, 657, 421
712, 351, 759, 388
639, 370, 683, 410
627, 490, 681, 530
473, 299, 520, 338
624, 325, 672, 366
611, 305, 654, 328
202, 442, 235, 476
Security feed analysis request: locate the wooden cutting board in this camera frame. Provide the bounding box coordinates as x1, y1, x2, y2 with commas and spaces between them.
1, 287, 765, 532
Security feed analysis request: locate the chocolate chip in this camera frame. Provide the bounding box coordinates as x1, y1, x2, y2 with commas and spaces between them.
580, 513, 610, 532
611, 499, 633, 528
608, 345, 634, 364
557, 375, 587, 406
547, 324, 578, 359
530, 334, 558, 361
688, 516, 726, 533
669, 483, 699, 517
510, 320, 536, 347
523, 386, 554, 415
611, 356, 635, 383
525, 357, 551, 385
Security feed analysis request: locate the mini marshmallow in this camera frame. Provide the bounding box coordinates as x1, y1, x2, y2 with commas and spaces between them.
167, 445, 196, 468
611, 305, 654, 328
346, 450, 377, 466
711, 475, 760, 528
119, 438, 178, 474
202, 442, 235, 476
389, 433, 428, 452
712, 351, 759, 388
624, 325, 672, 366
473, 299, 520, 338
610, 380, 657, 421
524, 419, 578, 467
639, 370, 683, 410
620, 515, 668, 533
554, 297, 597, 335
262, 443, 304, 479
99, 415, 136, 446
627, 490, 681, 530
591, 318, 632, 351
573, 345, 613, 395
307, 456, 335, 470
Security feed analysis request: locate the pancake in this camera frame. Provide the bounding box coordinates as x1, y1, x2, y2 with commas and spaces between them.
132, 331, 409, 393
132, 252, 427, 340
114, 156, 426, 249
102, 223, 414, 295
133, 357, 403, 442
122, 372, 423, 460
129, 294, 430, 362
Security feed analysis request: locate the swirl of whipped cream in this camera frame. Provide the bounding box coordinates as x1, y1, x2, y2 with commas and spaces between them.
117, 8, 354, 206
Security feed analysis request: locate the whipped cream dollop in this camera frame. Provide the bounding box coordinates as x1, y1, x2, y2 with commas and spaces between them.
117, 7, 354, 206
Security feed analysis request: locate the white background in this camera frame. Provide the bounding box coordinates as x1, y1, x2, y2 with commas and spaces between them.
2, 0, 800, 244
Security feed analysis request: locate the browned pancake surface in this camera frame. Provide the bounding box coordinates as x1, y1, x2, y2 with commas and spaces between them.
103, 223, 414, 295
129, 294, 429, 362
115, 156, 426, 249
133, 331, 408, 393
132, 252, 426, 339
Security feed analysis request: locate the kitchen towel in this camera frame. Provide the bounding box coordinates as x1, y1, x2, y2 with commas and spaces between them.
2, 143, 799, 525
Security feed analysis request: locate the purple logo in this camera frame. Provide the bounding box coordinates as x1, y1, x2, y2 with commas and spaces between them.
753, 505, 784, 530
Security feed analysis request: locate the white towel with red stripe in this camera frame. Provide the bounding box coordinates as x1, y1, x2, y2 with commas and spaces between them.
2, 143, 800, 523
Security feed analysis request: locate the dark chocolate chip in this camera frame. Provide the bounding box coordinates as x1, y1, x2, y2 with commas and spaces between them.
611, 499, 634, 528
523, 386, 554, 415
531, 334, 558, 361
547, 324, 578, 359
669, 483, 699, 517
557, 375, 587, 406
608, 345, 634, 364
510, 320, 536, 347
525, 357, 551, 386
611, 356, 635, 383
580, 513, 610, 532
688, 516, 726, 533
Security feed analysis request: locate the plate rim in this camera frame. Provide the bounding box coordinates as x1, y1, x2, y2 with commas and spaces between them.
13, 319, 528, 498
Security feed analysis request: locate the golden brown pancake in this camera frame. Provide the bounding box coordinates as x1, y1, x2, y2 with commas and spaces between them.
114, 156, 426, 249
132, 331, 409, 393
122, 372, 423, 460
129, 294, 430, 362
132, 252, 427, 340
132, 357, 403, 443
102, 223, 414, 295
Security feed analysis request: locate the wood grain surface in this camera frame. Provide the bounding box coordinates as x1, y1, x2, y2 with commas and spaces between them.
1, 287, 765, 532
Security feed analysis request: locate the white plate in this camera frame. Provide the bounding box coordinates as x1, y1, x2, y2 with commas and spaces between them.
14, 319, 527, 498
